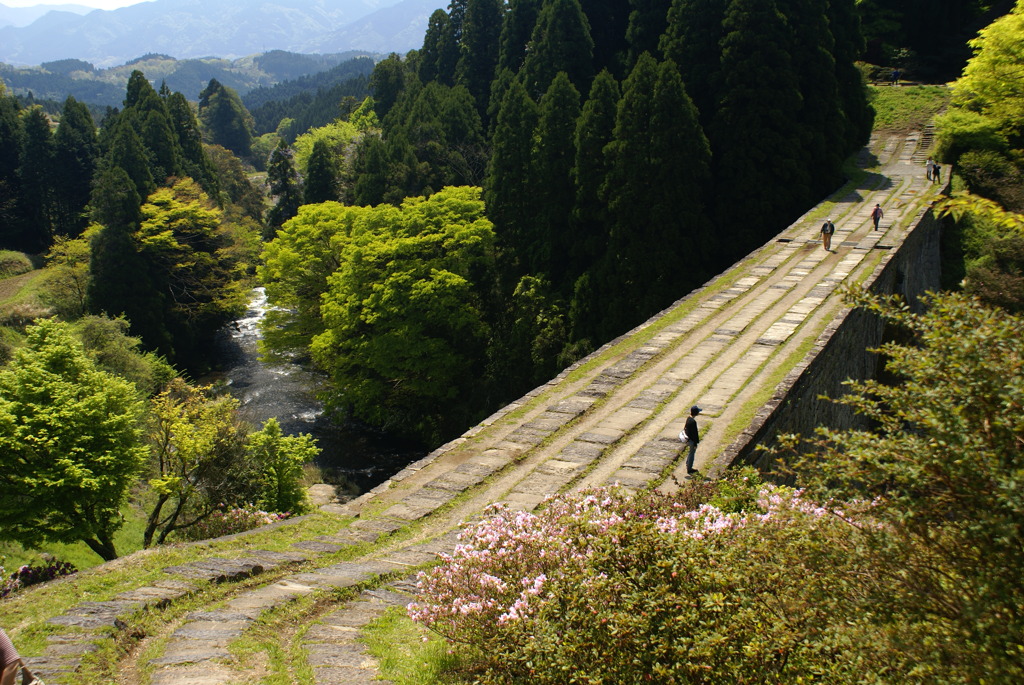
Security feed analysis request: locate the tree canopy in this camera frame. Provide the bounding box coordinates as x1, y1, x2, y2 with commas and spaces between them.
0, 320, 147, 561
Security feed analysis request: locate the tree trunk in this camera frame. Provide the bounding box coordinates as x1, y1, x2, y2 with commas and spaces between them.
84, 535, 118, 561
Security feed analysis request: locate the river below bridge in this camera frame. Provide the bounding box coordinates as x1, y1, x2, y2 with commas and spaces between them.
210, 287, 422, 494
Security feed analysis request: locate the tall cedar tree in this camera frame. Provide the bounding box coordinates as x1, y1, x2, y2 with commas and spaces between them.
369, 53, 411, 120
498, 0, 543, 73
828, 0, 872, 154
579, 0, 631, 76
778, 0, 845, 195
104, 123, 156, 200
0, 89, 23, 248
531, 72, 582, 288
304, 138, 339, 204
660, 0, 727, 124
18, 107, 56, 251
602, 55, 711, 334
484, 78, 539, 279
52, 96, 98, 238
420, 10, 450, 83
625, 0, 673, 65
165, 91, 220, 198
437, 84, 487, 187
520, 0, 596, 99
267, 141, 302, 230
352, 134, 389, 206
198, 79, 254, 158
571, 69, 620, 296
87, 166, 173, 357
456, 0, 503, 117
403, 82, 452, 194
140, 108, 180, 183
437, 0, 468, 86
712, 0, 807, 248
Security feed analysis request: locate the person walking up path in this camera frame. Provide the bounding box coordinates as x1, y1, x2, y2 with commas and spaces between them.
933, 163, 942, 184
820, 219, 835, 251
871, 203, 884, 230
926, 158, 934, 180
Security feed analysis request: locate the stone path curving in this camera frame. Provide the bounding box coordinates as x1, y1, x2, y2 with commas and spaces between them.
20, 129, 943, 684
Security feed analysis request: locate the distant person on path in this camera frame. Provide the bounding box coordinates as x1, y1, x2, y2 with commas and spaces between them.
820, 219, 835, 251
680, 405, 702, 475
933, 163, 942, 184
1, 628, 40, 685
871, 203, 884, 230
890, 68, 901, 85
926, 158, 934, 180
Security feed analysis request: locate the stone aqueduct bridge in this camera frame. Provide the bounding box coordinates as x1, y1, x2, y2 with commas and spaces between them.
22, 129, 945, 684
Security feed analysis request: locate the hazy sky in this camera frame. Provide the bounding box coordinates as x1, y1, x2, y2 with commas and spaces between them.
3, 1, 152, 8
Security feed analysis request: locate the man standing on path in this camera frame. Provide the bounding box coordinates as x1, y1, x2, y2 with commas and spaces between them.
681, 406, 701, 475
820, 219, 835, 251
871, 203, 884, 230
926, 158, 934, 180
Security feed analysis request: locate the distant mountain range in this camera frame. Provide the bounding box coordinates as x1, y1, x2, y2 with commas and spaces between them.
0, 3, 93, 29
1, 50, 375, 108
0, 0, 440, 67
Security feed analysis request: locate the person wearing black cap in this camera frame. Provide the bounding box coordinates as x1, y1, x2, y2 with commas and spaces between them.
681, 405, 702, 475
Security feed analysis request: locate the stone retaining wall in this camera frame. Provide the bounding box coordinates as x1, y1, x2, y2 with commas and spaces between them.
712, 200, 945, 473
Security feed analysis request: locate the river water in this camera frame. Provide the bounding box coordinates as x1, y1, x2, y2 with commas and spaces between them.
212, 287, 422, 493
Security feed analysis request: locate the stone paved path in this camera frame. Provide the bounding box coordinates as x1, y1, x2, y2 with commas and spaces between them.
20, 129, 943, 684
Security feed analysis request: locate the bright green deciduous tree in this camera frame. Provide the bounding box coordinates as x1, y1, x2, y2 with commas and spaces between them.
247, 417, 318, 514
259, 200, 360, 347
0, 320, 148, 561
787, 290, 1024, 681
946, 0, 1024, 141
136, 177, 251, 364
308, 186, 496, 444
144, 378, 251, 547
42, 234, 92, 319
936, 0, 1024, 167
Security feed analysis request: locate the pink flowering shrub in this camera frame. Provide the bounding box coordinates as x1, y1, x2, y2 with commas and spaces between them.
174, 505, 290, 542
410, 471, 879, 683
